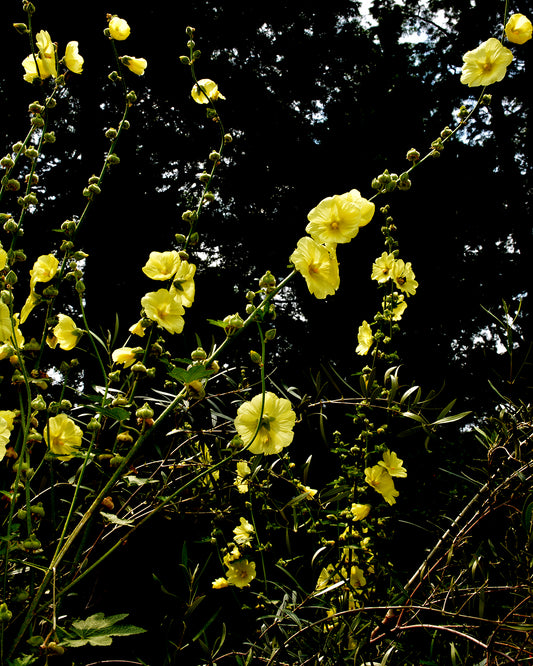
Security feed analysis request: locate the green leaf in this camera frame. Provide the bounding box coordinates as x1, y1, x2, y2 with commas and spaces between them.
401, 411, 427, 424
169, 365, 213, 384
61, 612, 146, 649
89, 404, 131, 422
100, 511, 135, 526
430, 411, 471, 426
72, 612, 129, 633
206, 318, 227, 329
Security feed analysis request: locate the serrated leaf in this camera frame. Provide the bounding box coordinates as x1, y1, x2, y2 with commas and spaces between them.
169, 365, 213, 384
88, 635, 113, 646
206, 318, 227, 329
89, 405, 131, 421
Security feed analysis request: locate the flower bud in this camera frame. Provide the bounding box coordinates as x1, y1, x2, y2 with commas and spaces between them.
175, 233, 187, 244
250, 350, 262, 364
0, 603, 13, 623
265, 328, 276, 341
136, 402, 154, 419
43, 132, 56, 144
87, 417, 101, 432
116, 431, 134, 445
199, 171, 210, 183
179, 55, 191, 65
106, 153, 121, 165
223, 133, 233, 144
258, 270, 276, 290
31, 394, 47, 411
13, 23, 28, 34
209, 151, 221, 162
191, 347, 207, 360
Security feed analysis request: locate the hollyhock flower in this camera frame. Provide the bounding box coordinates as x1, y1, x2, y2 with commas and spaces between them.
44, 413, 83, 460
378, 450, 407, 478
142, 251, 181, 281
356, 320, 373, 356
0, 242, 7, 271
35, 30, 57, 78
233, 517, 254, 546
235, 461, 251, 493
191, 79, 226, 104
350, 566, 366, 589
350, 503, 371, 521
290, 236, 340, 299
212, 577, 229, 589
365, 464, 399, 505
141, 289, 185, 334
234, 391, 296, 455
505, 13, 532, 44
111, 347, 140, 368
29, 254, 59, 291
371, 251, 396, 283
108, 16, 131, 41
225, 559, 256, 588
0, 417, 10, 460
170, 261, 196, 308
121, 56, 147, 76
460, 38, 513, 87
305, 189, 374, 245
391, 259, 418, 296
46, 314, 80, 351
64, 41, 84, 74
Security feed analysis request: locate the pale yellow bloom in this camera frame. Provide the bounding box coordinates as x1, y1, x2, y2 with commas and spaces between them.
298, 484, 317, 499
44, 413, 83, 461
22, 55, 45, 83
141, 289, 185, 334
233, 517, 254, 546
142, 251, 181, 281
0, 243, 7, 271
371, 252, 396, 283
170, 261, 196, 308
108, 16, 131, 41
350, 503, 371, 521
129, 320, 145, 337
20, 291, 40, 324
350, 565, 366, 589
235, 460, 251, 493
35, 30, 57, 78
0, 411, 16, 432
460, 38, 513, 87
226, 559, 256, 588
223, 546, 241, 565
47, 314, 80, 351
505, 14, 532, 44
234, 391, 296, 455
111, 347, 140, 368
378, 450, 407, 478
29, 254, 59, 291
355, 320, 373, 356
385, 292, 407, 321
391, 259, 418, 297
64, 41, 84, 74
364, 465, 399, 505
0, 303, 14, 344
0, 417, 10, 460
121, 56, 147, 76
290, 236, 340, 299
305, 189, 374, 245
212, 577, 229, 589
191, 79, 226, 104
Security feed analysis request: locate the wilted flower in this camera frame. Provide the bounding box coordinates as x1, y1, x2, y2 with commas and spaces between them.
212, 577, 229, 589
505, 13, 532, 44
141, 289, 185, 334
233, 517, 255, 546
129, 320, 146, 337
64, 41, 84, 74
391, 259, 418, 296
378, 450, 407, 478
121, 56, 147, 76
225, 559, 256, 588
356, 320, 373, 356
364, 464, 399, 505
191, 78, 226, 104
234, 391, 296, 455
305, 189, 374, 245
44, 413, 83, 460
290, 236, 340, 299
460, 38, 513, 87
108, 16, 131, 41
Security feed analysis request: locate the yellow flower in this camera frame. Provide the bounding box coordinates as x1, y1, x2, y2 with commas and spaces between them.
46, 314, 80, 351
349, 565, 366, 589
111, 347, 140, 368
212, 577, 229, 589
108, 16, 131, 41
460, 38, 514, 87
0, 242, 7, 271
234, 391, 296, 456
378, 450, 407, 478
22, 55, 44, 83
391, 259, 418, 296
223, 546, 241, 565
128, 320, 146, 337
29, 254, 59, 291
385, 292, 407, 321
44, 413, 83, 461
355, 320, 373, 356
0, 410, 16, 432
371, 251, 396, 283
141, 289, 185, 334
0, 417, 11, 460
233, 517, 254, 546
364, 465, 399, 505
191, 78, 226, 104
350, 503, 371, 521
142, 251, 181, 280
235, 460, 251, 493
305, 189, 374, 245
121, 56, 147, 76
170, 261, 196, 308
20, 291, 40, 324
226, 559, 256, 588
505, 14, 532, 44
35, 30, 57, 78
64, 41, 84, 74
290, 236, 340, 299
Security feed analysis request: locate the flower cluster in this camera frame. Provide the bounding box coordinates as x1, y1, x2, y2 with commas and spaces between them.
129, 250, 196, 336
212, 517, 257, 589
364, 450, 407, 505
460, 14, 531, 88
22, 30, 84, 83
290, 189, 375, 299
